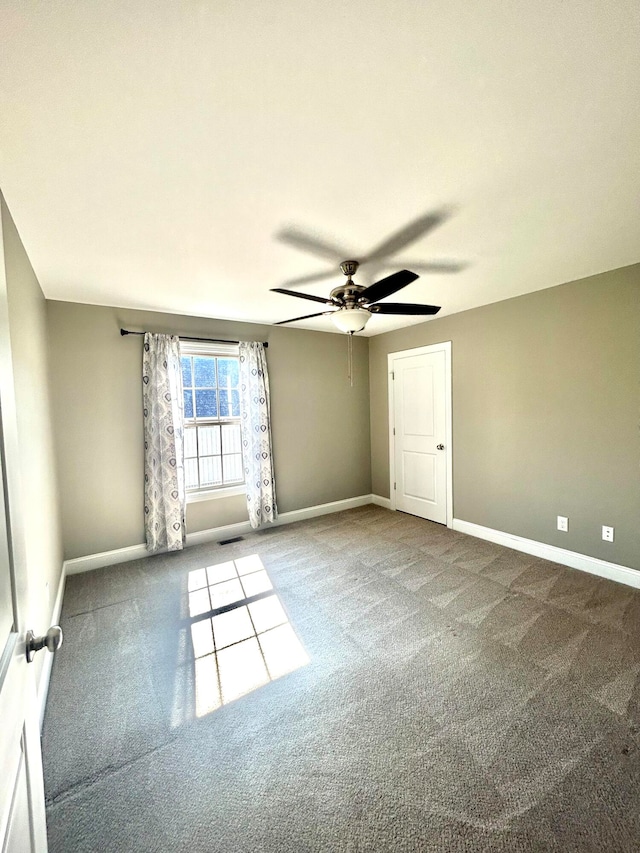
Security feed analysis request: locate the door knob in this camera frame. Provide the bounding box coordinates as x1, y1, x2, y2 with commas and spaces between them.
25, 626, 63, 663
436, 444, 445, 450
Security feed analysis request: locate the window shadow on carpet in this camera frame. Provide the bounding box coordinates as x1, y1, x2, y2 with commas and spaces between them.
183, 554, 309, 718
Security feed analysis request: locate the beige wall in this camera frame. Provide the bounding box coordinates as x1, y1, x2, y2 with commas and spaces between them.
369, 264, 640, 571
1, 194, 64, 674
46, 302, 371, 559
37, 254, 640, 573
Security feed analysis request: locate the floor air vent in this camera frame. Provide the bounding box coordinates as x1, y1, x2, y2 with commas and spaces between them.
218, 536, 244, 545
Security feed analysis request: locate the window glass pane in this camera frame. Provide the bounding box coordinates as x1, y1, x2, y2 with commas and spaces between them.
184, 426, 198, 458
200, 456, 222, 487
180, 350, 244, 493
185, 458, 199, 489
221, 424, 242, 455
183, 389, 194, 419
195, 389, 218, 418
222, 453, 243, 483
198, 425, 221, 456
219, 389, 240, 418
217, 358, 239, 389
181, 356, 193, 388
194, 356, 216, 387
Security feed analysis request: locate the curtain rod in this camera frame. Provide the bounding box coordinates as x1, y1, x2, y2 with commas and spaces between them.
120, 329, 268, 348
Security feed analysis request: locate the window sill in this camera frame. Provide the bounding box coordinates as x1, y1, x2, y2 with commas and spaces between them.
186, 485, 246, 504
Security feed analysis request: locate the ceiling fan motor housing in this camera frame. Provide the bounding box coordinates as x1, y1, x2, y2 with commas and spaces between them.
330, 283, 366, 306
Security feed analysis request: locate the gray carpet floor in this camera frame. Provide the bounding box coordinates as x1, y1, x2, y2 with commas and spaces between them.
43, 506, 640, 852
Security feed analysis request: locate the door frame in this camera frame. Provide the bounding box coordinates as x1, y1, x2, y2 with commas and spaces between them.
388, 341, 453, 528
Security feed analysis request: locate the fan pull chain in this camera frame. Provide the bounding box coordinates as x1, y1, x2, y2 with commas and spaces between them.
347, 331, 354, 387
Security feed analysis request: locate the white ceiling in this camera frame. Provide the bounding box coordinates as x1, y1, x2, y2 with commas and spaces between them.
1, 0, 639, 335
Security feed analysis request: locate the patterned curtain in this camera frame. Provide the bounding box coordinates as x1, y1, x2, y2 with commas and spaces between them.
142, 333, 186, 552
239, 342, 277, 528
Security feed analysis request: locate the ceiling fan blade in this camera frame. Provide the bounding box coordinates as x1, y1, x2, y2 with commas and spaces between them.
280, 269, 338, 288
275, 311, 333, 326
377, 260, 466, 274
359, 270, 419, 304
370, 303, 441, 315
271, 287, 331, 305
362, 209, 451, 263
276, 227, 352, 261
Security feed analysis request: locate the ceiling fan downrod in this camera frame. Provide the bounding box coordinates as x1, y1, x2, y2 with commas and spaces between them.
331, 260, 366, 309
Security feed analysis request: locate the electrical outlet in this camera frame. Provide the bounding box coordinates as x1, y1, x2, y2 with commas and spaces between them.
557, 516, 569, 532
602, 526, 614, 542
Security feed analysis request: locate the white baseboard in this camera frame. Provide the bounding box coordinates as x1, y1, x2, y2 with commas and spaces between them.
63, 494, 379, 575
38, 563, 67, 731
274, 494, 374, 526
371, 494, 393, 510
453, 518, 640, 590
64, 543, 150, 575
186, 520, 253, 547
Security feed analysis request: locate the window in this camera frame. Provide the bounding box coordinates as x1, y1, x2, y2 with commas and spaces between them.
180, 343, 244, 495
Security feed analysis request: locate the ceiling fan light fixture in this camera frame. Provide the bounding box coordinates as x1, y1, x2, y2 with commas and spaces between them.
331, 307, 371, 334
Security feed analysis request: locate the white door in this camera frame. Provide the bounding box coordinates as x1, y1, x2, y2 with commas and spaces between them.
390, 344, 450, 525
0, 238, 49, 850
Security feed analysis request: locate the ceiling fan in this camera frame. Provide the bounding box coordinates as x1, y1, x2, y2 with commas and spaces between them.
271, 260, 441, 333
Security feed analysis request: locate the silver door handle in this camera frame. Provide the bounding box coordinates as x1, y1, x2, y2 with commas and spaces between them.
436, 444, 445, 450
25, 626, 63, 663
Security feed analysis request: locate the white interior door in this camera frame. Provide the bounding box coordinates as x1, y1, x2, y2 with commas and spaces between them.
0, 232, 48, 851
390, 344, 450, 525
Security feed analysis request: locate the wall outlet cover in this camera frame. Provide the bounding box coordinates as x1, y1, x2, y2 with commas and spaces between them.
602, 526, 615, 542
557, 516, 569, 532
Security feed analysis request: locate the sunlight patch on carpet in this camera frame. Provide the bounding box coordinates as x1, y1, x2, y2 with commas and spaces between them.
186, 555, 309, 716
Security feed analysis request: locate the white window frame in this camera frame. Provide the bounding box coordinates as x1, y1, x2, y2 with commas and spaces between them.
180, 341, 245, 502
